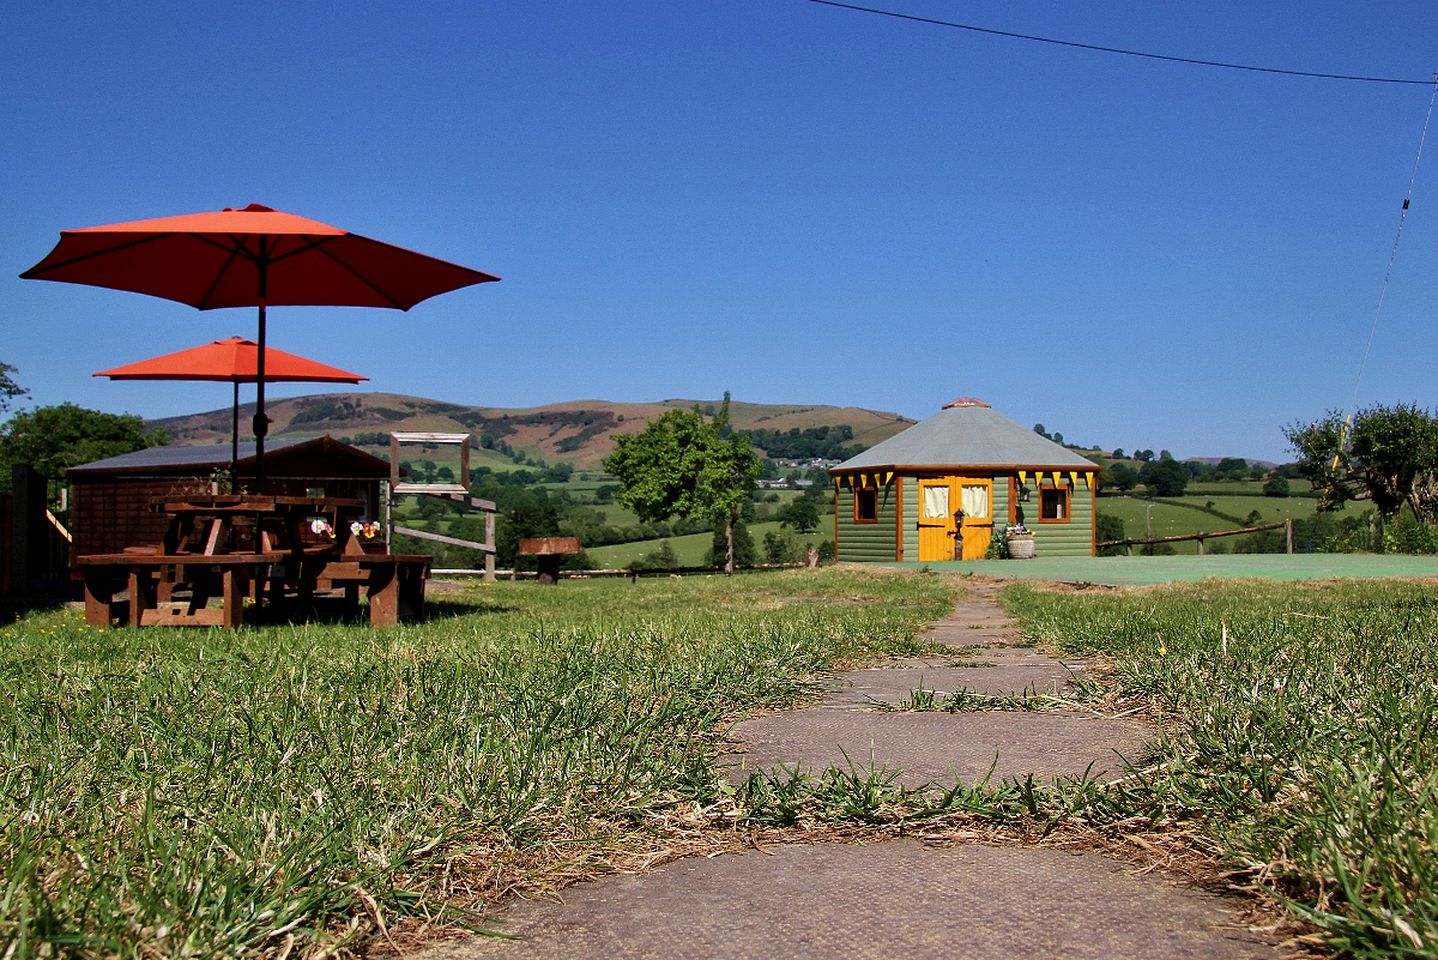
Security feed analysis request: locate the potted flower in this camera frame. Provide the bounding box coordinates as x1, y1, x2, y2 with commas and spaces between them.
1005, 522, 1035, 559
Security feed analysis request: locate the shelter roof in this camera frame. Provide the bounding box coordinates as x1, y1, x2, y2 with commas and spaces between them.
66, 435, 391, 478
834, 401, 1098, 472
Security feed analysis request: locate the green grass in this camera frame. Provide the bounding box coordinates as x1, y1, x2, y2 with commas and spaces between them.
0, 569, 956, 957
1003, 579, 1438, 958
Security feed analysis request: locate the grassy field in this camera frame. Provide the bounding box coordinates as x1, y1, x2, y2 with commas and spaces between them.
1003, 579, 1438, 958
1097, 493, 1346, 554
0, 569, 956, 957
584, 517, 833, 568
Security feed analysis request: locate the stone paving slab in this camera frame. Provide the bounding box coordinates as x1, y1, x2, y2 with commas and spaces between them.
724, 709, 1151, 787
418, 839, 1282, 960
822, 661, 1084, 706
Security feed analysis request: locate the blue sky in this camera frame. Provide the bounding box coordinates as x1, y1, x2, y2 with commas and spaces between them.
4, 1, 1436, 462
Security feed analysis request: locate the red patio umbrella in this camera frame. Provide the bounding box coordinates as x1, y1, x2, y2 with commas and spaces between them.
22, 203, 498, 488
94, 336, 368, 469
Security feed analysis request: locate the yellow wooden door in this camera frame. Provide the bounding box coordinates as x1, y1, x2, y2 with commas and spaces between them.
957, 479, 994, 560
917, 478, 958, 561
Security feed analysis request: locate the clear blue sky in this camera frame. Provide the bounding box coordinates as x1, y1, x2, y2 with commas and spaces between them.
5, 1, 1436, 462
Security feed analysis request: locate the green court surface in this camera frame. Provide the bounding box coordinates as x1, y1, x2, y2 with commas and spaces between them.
885, 554, 1438, 587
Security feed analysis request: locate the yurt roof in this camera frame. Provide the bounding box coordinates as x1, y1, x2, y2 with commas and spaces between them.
833, 398, 1098, 472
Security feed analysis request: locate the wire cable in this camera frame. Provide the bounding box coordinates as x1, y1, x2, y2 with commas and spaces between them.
1349, 76, 1438, 421
806, 0, 1434, 86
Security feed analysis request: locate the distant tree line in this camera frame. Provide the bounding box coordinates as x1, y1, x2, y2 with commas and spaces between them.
739, 425, 864, 462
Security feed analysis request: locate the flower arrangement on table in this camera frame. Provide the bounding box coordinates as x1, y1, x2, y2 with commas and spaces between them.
309, 517, 336, 539
351, 520, 383, 540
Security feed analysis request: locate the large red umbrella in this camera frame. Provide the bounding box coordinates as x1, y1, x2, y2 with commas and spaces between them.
94, 336, 368, 469
22, 203, 498, 487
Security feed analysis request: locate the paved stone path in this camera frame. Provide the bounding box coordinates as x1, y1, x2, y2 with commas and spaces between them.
725, 579, 1150, 788
415, 580, 1291, 959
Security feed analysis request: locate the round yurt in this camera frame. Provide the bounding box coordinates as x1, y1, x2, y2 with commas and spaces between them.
830, 398, 1100, 562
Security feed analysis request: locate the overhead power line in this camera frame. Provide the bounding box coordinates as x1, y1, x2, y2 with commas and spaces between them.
806, 0, 1434, 85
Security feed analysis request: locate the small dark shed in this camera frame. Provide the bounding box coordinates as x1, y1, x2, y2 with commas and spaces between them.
66, 436, 390, 559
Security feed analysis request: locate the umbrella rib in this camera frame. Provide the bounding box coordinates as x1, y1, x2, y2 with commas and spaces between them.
313, 243, 408, 309
268, 235, 337, 264
19, 233, 172, 278
196, 242, 246, 310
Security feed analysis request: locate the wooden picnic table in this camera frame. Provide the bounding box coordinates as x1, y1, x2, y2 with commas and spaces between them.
77, 494, 431, 628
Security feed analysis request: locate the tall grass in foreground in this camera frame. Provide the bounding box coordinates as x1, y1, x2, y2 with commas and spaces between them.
1003, 579, 1437, 959
0, 569, 955, 958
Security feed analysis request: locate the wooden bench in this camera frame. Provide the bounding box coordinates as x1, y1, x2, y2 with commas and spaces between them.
78, 551, 432, 628
78, 552, 284, 628
314, 554, 432, 626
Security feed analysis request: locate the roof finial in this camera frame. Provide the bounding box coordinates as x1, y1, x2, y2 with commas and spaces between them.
942, 396, 991, 409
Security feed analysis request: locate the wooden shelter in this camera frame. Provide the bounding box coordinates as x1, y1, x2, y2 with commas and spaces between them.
66, 435, 390, 561
830, 398, 1100, 562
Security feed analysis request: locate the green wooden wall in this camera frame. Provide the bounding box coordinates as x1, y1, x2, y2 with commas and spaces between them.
1006, 480, 1094, 558
836, 472, 1096, 561
834, 481, 899, 562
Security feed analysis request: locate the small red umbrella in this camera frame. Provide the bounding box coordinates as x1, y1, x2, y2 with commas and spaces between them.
22, 203, 498, 488
94, 336, 368, 468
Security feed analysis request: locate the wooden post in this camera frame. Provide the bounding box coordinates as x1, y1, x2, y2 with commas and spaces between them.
1286, 518, 1295, 555
1196, 536, 1205, 556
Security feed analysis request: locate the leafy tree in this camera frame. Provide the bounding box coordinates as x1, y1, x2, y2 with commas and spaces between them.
1096, 514, 1127, 557
0, 362, 27, 415
1111, 448, 1125, 459
1033, 423, 1049, 439
707, 521, 756, 568
604, 392, 761, 574
763, 530, 804, 564
632, 540, 679, 571
1107, 462, 1139, 493
0, 403, 166, 495
1134, 449, 1154, 462
1139, 457, 1188, 497
1262, 476, 1290, 498
1215, 457, 1250, 480
1285, 404, 1438, 520
776, 497, 821, 534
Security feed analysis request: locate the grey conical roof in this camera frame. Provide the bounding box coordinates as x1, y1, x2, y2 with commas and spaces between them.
835, 399, 1097, 471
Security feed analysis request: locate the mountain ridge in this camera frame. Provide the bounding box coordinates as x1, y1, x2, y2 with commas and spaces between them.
148, 393, 919, 470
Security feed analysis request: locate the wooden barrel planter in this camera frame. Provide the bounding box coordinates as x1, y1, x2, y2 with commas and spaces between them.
1006, 536, 1035, 560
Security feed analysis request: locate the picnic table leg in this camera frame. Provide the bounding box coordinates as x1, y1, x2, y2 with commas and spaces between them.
221, 567, 246, 628
128, 568, 157, 627
366, 562, 399, 627
397, 563, 427, 621
82, 568, 118, 627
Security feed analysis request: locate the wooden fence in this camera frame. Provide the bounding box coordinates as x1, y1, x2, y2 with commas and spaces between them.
2, 465, 75, 598
1099, 519, 1293, 556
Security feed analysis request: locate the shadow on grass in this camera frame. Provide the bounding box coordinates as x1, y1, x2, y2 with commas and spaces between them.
1, 580, 82, 621
243, 593, 516, 627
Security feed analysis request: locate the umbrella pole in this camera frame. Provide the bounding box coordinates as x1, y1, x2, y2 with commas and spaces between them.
253, 254, 269, 491
231, 381, 240, 483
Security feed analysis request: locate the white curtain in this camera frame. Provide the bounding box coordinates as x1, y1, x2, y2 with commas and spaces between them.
961, 484, 989, 518
922, 484, 949, 519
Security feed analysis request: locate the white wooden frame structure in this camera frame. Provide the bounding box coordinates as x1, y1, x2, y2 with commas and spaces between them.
388, 432, 496, 557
